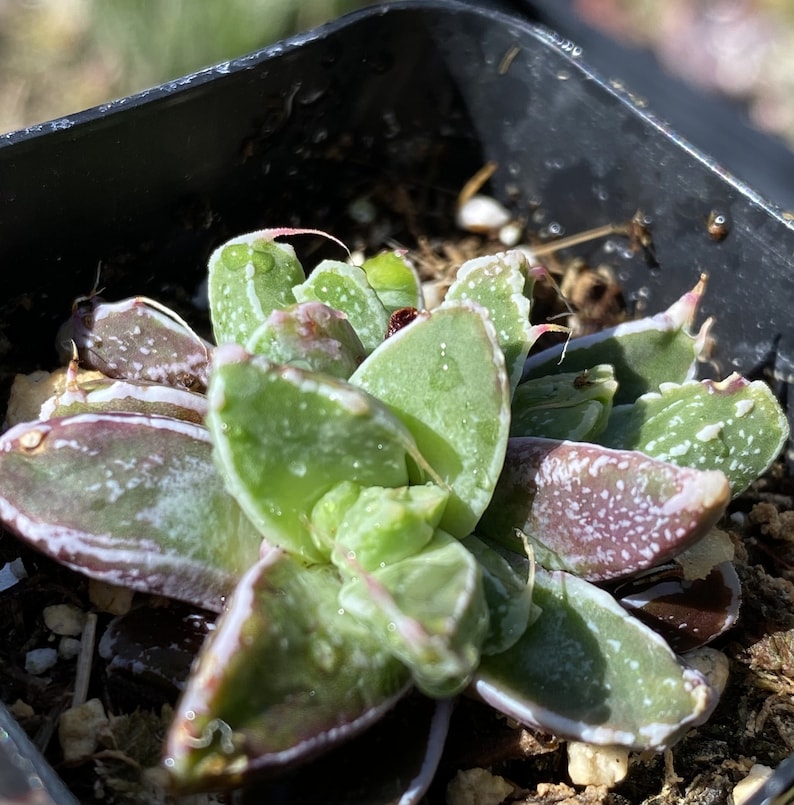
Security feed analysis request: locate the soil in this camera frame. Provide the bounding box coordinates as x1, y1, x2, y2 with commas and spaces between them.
1, 215, 793, 805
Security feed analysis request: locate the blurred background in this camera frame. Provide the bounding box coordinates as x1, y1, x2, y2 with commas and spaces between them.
3, 0, 794, 142
2, 0, 794, 141
0, 0, 375, 134
3, 0, 794, 199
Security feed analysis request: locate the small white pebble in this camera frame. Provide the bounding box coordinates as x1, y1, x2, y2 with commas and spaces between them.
498, 221, 524, 247
446, 767, 514, 805
43, 603, 86, 636
456, 195, 512, 233
567, 741, 629, 787
89, 579, 134, 615
59, 698, 108, 761
732, 764, 773, 805
58, 636, 83, 660
25, 647, 58, 675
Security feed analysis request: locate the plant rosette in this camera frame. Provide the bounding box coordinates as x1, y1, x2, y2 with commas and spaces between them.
0, 229, 787, 798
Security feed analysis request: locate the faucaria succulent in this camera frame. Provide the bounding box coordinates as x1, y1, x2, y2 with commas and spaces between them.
0, 229, 787, 798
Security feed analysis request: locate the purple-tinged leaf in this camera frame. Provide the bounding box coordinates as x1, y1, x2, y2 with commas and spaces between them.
40, 376, 208, 424
614, 560, 741, 653
66, 296, 211, 391
252, 694, 452, 805
245, 301, 366, 379
164, 549, 410, 793
478, 437, 730, 581
475, 567, 719, 750
522, 277, 711, 403
98, 604, 214, 699
0, 413, 261, 611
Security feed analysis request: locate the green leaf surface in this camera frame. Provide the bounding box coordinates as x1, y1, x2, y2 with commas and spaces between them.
245, 301, 366, 379
475, 567, 718, 749
337, 529, 489, 697
208, 233, 305, 346
511, 364, 617, 440
462, 535, 537, 655
360, 250, 422, 313
442, 251, 533, 393
522, 279, 708, 404
350, 305, 511, 538
311, 482, 447, 569
0, 413, 261, 611
598, 374, 789, 496
165, 549, 410, 792
207, 345, 427, 563
293, 260, 390, 353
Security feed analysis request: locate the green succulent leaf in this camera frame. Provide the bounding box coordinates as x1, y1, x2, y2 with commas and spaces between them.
360, 250, 422, 313
598, 374, 789, 496
337, 529, 489, 698
350, 304, 511, 538
441, 250, 534, 392
510, 364, 617, 440
245, 301, 366, 379
479, 436, 730, 581
165, 549, 410, 792
207, 344, 433, 563
311, 482, 447, 569
0, 413, 261, 611
475, 566, 718, 750
293, 260, 390, 353
462, 535, 538, 655
208, 232, 305, 346
522, 278, 709, 403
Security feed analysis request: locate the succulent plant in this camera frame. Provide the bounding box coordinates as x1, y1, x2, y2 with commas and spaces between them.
0, 229, 788, 798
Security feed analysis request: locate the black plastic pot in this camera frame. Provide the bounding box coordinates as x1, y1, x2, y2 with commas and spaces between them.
1, 1, 793, 801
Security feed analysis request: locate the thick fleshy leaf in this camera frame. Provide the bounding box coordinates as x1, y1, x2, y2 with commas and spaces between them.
598, 374, 789, 496
521, 277, 710, 404
351, 305, 511, 538
441, 251, 533, 392
164, 549, 410, 792
208, 232, 305, 346
360, 250, 423, 313
479, 437, 730, 581
614, 560, 741, 653
207, 344, 431, 563
253, 694, 453, 805
293, 260, 390, 353
310, 482, 447, 569
337, 529, 489, 698
245, 301, 366, 379
40, 375, 208, 424
510, 364, 617, 440
474, 567, 718, 749
0, 413, 261, 611
462, 535, 538, 655
66, 296, 211, 391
